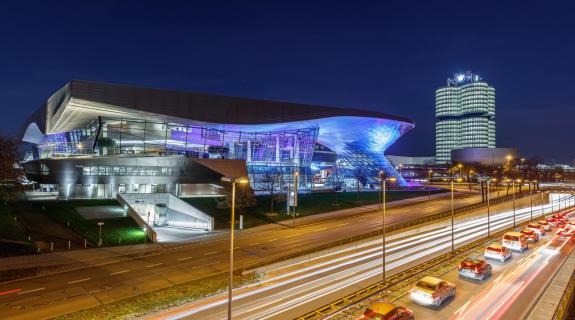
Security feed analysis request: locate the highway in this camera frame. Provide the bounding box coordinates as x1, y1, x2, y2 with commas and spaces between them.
0, 189, 498, 319
143, 194, 575, 320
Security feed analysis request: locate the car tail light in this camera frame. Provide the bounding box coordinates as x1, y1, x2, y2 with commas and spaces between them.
474, 267, 480, 273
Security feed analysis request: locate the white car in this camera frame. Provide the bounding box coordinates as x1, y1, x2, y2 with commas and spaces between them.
502, 232, 528, 252
484, 243, 512, 262
526, 223, 546, 236
410, 276, 456, 307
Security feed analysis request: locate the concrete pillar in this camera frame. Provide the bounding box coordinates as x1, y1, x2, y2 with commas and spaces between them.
275, 135, 280, 163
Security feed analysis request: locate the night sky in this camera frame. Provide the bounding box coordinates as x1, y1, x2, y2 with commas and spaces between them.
1, 1, 574, 162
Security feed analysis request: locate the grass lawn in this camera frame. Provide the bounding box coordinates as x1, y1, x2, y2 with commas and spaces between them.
33, 200, 146, 247
0, 204, 36, 256
186, 189, 445, 229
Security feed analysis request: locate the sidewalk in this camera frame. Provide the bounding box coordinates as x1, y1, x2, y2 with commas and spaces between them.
528, 246, 575, 319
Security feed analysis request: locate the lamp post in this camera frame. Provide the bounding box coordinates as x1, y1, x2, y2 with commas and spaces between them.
221, 176, 249, 320
508, 178, 522, 227
428, 169, 433, 184
292, 171, 299, 225
446, 176, 463, 253
144, 211, 151, 245
379, 171, 396, 284
487, 178, 496, 236
97, 221, 104, 247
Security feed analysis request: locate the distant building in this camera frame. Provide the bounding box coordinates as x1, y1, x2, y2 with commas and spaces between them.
435, 71, 495, 163
451, 147, 517, 166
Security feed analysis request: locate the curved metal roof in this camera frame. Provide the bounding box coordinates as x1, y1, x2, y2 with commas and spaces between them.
41, 80, 413, 133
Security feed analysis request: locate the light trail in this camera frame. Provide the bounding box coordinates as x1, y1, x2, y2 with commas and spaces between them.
149, 194, 575, 320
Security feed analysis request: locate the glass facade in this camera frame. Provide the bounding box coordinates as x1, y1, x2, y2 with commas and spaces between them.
435, 72, 495, 163
37, 116, 319, 191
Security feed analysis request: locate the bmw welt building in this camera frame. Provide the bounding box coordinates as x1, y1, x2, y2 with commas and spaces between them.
21, 80, 414, 199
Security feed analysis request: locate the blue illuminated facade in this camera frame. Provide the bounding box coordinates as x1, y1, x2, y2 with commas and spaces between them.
21, 80, 414, 198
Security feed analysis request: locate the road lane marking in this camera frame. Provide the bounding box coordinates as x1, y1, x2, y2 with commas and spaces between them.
250, 242, 260, 246
234, 246, 240, 249
177, 256, 194, 261
314, 227, 327, 232
286, 234, 301, 238
146, 263, 163, 268
204, 251, 217, 256
110, 269, 130, 275
17, 287, 45, 295
68, 278, 91, 284
337, 223, 349, 227
267, 238, 277, 242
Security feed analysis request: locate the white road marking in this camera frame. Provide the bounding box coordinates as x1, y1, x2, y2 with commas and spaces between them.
68, 278, 91, 284
146, 263, 163, 268
286, 234, 301, 238
250, 242, 260, 246
314, 227, 327, 232
204, 252, 217, 256
267, 239, 277, 242
337, 223, 349, 227
17, 287, 45, 295
178, 256, 194, 261
110, 269, 130, 275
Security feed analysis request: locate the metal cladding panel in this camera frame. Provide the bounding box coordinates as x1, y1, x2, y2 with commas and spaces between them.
65, 80, 414, 125
23, 156, 245, 185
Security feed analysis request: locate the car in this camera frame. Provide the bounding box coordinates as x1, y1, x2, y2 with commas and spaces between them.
557, 219, 567, 228
502, 231, 529, 252
556, 227, 573, 239
458, 258, 492, 280
538, 220, 552, 231
360, 301, 414, 320
526, 223, 546, 236
484, 243, 512, 262
547, 217, 561, 227
520, 229, 539, 242
410, 276, 456, 307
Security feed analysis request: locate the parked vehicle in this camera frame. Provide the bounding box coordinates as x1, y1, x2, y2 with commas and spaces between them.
360, 301, 414, 320
484, 243, 512, 262
502, 232, 528, 252
458, 258, 492, 280
410, 276, 456, 307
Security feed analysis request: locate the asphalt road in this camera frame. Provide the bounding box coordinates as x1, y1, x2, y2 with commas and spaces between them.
143, 194, 575, 320
0, 190, 541, 320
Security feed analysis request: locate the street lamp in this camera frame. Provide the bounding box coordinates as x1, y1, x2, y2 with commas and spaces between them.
507, 178, 522, 227
379, 171, 396, 284
506, 154, 513, 166
428, 169, 433, 184
220, 176, 249, 320
144, 211, 151, 245
292, 171, 299, 225
457, 164, 463, 178
446, 176, 463, 253
97, 221, 104, 247
486, 178, 496, 236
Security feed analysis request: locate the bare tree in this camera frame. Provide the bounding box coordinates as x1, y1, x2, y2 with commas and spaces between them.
352, 167, 366, 201
330, 161, 343, 206
216, 181, 257, 216
0, 134, 21, 205
261, 167, 285, 213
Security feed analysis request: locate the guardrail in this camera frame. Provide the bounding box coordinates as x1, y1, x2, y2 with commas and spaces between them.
296, 195, 575, 320
552, 262, 575, 320
239, 192, 527, 275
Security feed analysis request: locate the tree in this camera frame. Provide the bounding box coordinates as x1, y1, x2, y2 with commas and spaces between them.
0, 134, 21, 205
97, 137, 116, 155
261, 167, 285, 213
329, 161, 343, 206
216, 181, 257, 216
352, 167, 366, 201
